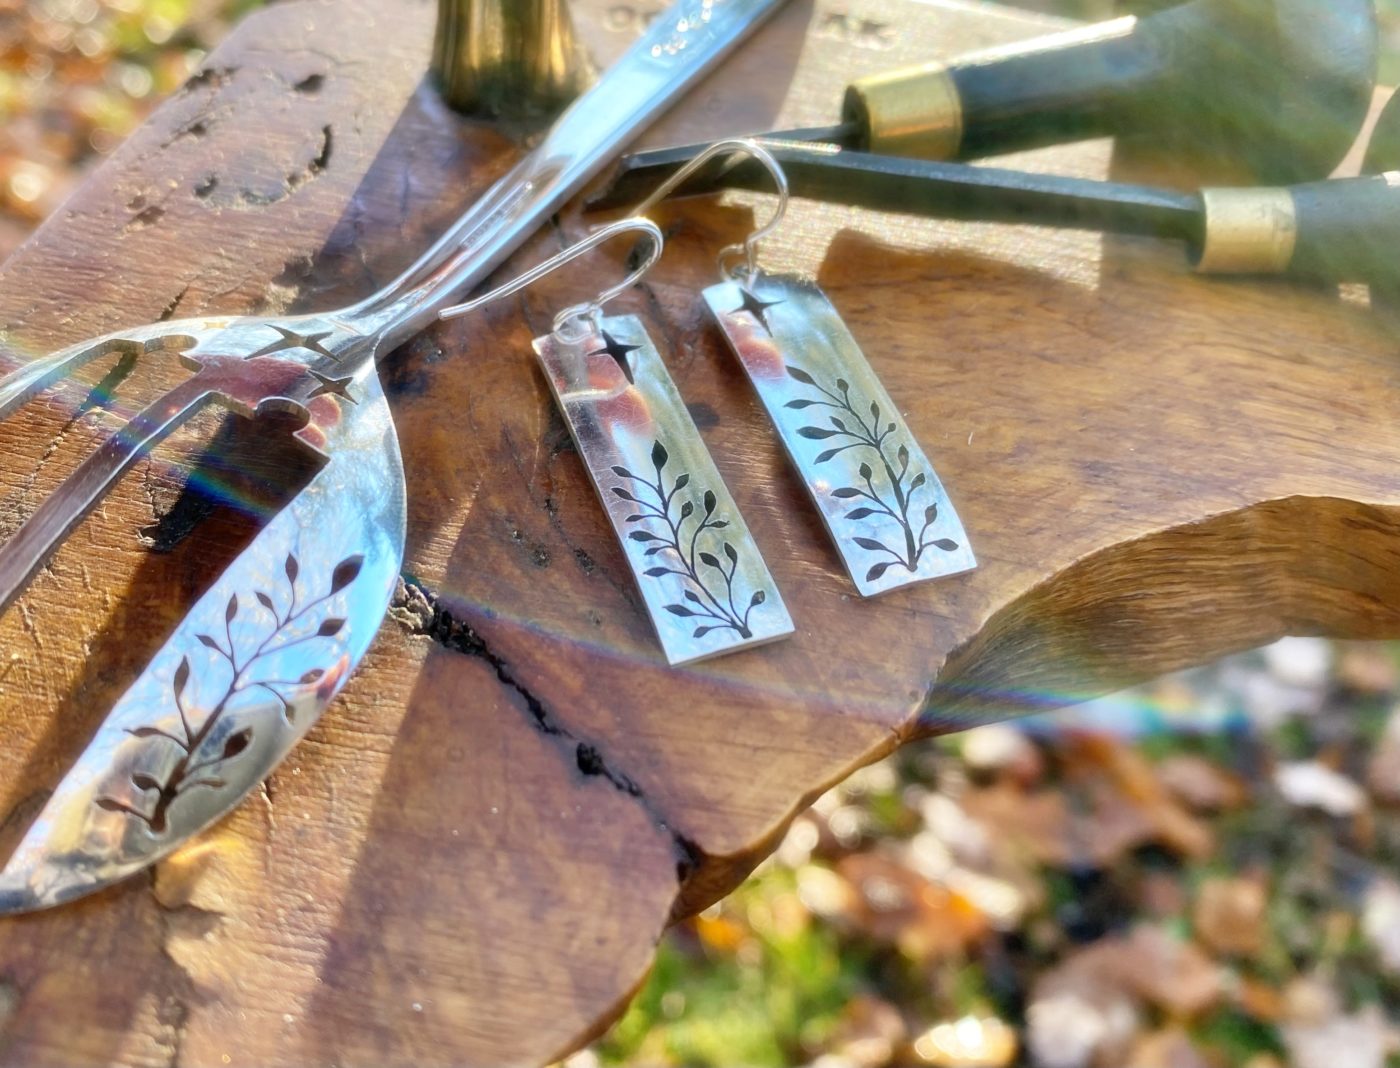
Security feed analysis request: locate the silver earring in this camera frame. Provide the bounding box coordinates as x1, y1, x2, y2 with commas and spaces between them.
441, 218, 793, 664
634, 139, 977, 597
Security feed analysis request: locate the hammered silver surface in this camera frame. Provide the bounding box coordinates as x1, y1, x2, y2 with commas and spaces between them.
535, 314, 793, 664
705, 273, 976, 597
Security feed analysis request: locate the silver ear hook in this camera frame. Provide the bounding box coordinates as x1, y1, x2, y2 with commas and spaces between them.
439, 216, 665, 342
628, 137, 790, 284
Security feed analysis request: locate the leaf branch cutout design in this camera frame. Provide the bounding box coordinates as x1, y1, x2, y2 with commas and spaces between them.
611, 440, 767, 640
97, 552, 363, 834
784, 365, 960, 584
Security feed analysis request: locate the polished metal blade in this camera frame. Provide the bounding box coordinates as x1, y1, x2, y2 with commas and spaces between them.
591, 141, 1201, 243
0, 365, 404, 915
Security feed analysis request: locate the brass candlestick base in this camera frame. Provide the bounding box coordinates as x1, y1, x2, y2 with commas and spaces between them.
432, 0, 594, 120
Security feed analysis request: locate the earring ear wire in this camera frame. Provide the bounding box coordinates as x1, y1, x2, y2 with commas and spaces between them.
439, 216, 665, 340
627, 137, 789, 282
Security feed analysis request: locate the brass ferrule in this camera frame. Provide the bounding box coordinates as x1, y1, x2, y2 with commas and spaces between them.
1194, 188, 1299, 274
843, 62, 964, 160
432, 0, 592, 119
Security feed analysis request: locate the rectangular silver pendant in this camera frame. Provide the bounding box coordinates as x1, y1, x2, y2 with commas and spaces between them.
534, 314, 794, 665
704, 274, 977, 597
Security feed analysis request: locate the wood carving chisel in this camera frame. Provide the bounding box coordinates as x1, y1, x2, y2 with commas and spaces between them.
593, 141, 1400, 286
613, 0, 1376, 184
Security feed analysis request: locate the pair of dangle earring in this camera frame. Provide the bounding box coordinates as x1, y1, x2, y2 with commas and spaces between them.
633, 139, 977, 596
441, 218, 795, 665
436, 142, 976, 665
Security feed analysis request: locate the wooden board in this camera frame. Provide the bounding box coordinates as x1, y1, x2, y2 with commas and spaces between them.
2, 0, 1400, 1064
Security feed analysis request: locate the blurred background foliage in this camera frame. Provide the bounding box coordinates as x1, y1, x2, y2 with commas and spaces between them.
590, 639, 1400, 1068
0, 0, 255, 255
6, 2, 1400, 1067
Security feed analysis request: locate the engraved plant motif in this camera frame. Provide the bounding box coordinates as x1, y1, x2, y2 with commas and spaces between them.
96, 552, 363, 833
784, 365, 960, 583
611, 440, 767, 640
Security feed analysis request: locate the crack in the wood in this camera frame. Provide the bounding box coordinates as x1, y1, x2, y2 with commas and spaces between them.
498, 420, 635, 599
294, 125, 333, 188
5, 418, 75, 538
158, 286, 190, 322
635, 278, 688, 369
258, 780, 277, 842
140, 457, 161, 530
389, 575, 645, 791
672, 832, 702, 885
389, 575, 704, 887
160, 117, 212, 151
13, 603, 40, 653
80, 349, 139, 413
1, 344, 153, 539
140, 864, 221, 1068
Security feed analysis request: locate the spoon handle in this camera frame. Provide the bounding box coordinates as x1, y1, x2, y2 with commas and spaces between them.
350, 0, 791, 348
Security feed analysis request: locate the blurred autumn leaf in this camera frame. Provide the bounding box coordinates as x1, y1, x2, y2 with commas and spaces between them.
0, 0, 259, 257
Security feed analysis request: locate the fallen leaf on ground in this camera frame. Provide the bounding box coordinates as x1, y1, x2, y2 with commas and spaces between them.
835, 852, 987, 961
1025, 979, 1139, 1068
1035, 925, 1222, 1022
1193, 875, 1268, 956
1336, 645, 1399, 695
1156, 754, 1250, 813
1275, 762, 1367, 817
960, 724, 1045, 786
1281, 1004, 1389, 1068
829, 995, 907, 1068
1125, 1027, 1212, 1068
1367, 707, 1400, 805
1362, 877, 1400, 974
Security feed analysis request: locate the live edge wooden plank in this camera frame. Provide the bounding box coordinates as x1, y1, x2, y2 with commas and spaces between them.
2, 0, 1400, 1065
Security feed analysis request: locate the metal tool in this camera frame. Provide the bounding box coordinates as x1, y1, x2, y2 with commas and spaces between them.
603, 0, 1377, 184
593, 140, 1400, 285
0, 0, 788, 915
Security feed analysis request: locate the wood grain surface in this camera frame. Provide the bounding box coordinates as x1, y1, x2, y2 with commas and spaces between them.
2, 0, 1399, 1065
